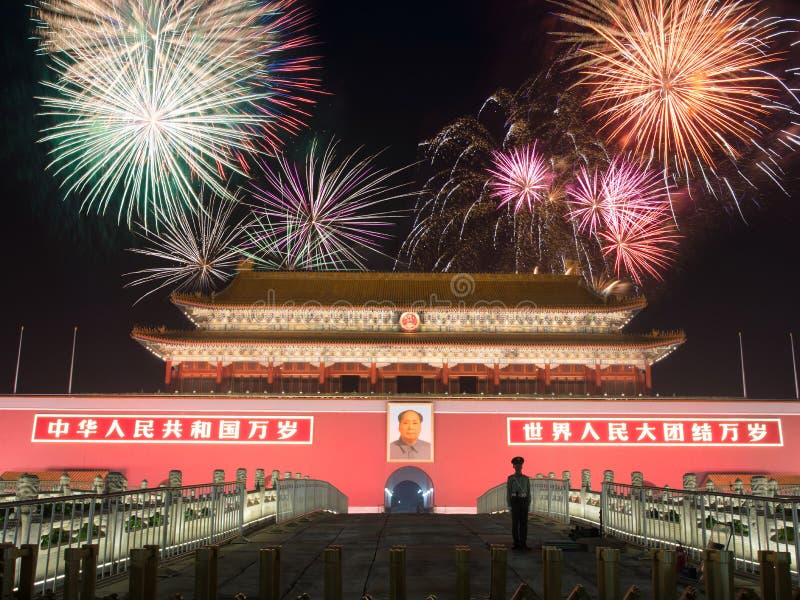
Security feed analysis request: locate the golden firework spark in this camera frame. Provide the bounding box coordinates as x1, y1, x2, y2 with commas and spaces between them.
556, 0, 785, 169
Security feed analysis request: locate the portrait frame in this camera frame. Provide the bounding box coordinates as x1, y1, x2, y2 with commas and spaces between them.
386, 402, 434, 462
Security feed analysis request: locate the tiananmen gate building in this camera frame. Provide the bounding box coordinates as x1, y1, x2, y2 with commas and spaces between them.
1, 267, 798, 511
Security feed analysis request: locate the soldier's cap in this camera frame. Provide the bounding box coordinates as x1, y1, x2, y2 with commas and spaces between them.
511, 456, 524, 465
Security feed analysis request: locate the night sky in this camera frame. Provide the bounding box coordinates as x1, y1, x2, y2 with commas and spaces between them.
0, 1, 798, 398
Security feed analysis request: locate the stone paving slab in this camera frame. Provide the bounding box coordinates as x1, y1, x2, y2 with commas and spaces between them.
94, 511, 712, 599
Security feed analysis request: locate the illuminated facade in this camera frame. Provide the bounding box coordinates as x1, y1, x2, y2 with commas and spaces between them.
133, 264, 684, 396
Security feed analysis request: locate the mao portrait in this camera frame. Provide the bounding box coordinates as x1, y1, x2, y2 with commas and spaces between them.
387, 402, 434, 462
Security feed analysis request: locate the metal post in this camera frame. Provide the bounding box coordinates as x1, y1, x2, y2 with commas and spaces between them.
194, 546, 219, 600
739, 332, 747, 398
791, 333, 799, 400
389, 546, 407, 600
323, 545, 342, 600
68, 326, 78, 395
651, 549, 677, 600
259, 547, 281, 600
455, 545, 470, 600
63, 548, 82, 600
17, 544, 38, 600
79, 544, 98, 600
0, 544, 16, 600
542, 546, 562, 600
703, 549, 734, 600
13, 325, 23, 394
596, 547, 620, 600
490, 545, 507, 600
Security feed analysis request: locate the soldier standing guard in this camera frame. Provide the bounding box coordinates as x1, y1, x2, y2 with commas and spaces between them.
507, 456, 531, 550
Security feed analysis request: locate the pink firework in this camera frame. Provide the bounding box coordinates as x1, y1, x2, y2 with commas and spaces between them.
488, 144, 553, 212
566, 166, 605, 233
599, 207, 680, 285
568, 159, 669, 234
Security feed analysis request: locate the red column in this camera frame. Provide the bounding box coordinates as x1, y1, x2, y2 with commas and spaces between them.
216, 361, 223, 384
595, 363, 602, 393
645, 364, 652, 392
369, 362, 377, 392
544, 363, 551, 392
442, 363, 449, 386
493, 363, 500, 392
267, 361, 274, 385
319, 362, 325, 385
165, 360, 172, 385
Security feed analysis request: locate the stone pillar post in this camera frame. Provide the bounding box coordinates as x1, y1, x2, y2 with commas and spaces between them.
631, 471, 644, 534
140, 479, 149, 489
580, 469, 592, 521
59, 472, 72, 496
681, 473, 699, 548
255, 469, 266, 491
236, 468, 247, 488
213, 469, 225, 485
562, 471, 571, 490
284, 471, 292, 480
271, 470, 280, 490
105, 472, 128, 493
93, 474, 104, 494
548, 472, 556, 479
168, 470, 183, 489
767, 478, 779, 498
16, 473, 39, 545
705, 480, 715, 492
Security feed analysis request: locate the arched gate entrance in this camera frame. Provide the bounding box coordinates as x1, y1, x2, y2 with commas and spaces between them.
384, 466, 434, 513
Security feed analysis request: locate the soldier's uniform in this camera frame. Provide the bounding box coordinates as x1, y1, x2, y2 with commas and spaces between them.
506, 456, 530, 549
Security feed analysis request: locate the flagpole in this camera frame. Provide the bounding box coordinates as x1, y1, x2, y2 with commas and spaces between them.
791, 332, 799, 400
68, 326, 77, 395
13, 325, 23, 394
738, 332, 747, 398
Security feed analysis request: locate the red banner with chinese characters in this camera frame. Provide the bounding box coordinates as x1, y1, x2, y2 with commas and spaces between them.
507, 417, 782, 446
32, 414, 313, 444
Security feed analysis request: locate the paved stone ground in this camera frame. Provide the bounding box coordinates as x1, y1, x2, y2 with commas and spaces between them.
93, 512, 739, 599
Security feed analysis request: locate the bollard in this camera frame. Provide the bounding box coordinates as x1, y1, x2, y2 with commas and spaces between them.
650, 549, 677, 600
0, 544, 15, 600
17, 544, 38, 600
542, 546, 562, 600
489, 545, 507, 600
389, 545, 407, 600
759, 550, 792, 600
703, 549, 734, 600
63, 544, 98, 600
510, 582, 536, 600
259, 546, 281, 600
195, 545, 219, 600
255, 469, 266, 491
323, 545, 343, 600
129, 545, 159, 600
596, 547, 620, 600
454, 545, 470, 600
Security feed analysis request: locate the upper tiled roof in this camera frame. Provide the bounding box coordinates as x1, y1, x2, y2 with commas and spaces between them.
172, 270, 646, 310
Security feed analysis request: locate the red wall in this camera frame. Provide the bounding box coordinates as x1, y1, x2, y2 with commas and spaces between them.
1, 396, 798, 510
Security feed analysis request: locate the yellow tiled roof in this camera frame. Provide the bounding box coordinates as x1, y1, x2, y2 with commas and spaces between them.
172, 271, 646, 310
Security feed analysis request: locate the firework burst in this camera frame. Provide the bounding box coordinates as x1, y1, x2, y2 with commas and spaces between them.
247, 140, 410, 271
125, 196, 248, 303
487, 143, 553, 213
34, 0, 320, 225
568, 159, 670, 233
599, 206, 680, 285
555, 0, 788, 172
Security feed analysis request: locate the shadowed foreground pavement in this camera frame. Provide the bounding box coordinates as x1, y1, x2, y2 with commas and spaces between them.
95, 512, 665, 599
